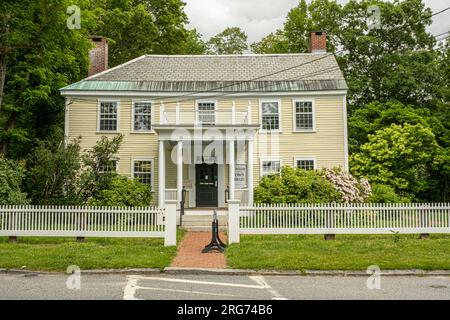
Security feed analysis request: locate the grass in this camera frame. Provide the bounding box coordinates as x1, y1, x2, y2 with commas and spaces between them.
226, 234, 450, 271
0, 230, 184, 272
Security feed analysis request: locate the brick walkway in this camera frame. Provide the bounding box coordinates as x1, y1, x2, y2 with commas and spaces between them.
170, 232, 227, 268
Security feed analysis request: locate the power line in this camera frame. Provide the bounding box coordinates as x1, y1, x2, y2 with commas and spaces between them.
431, 6, 450, 17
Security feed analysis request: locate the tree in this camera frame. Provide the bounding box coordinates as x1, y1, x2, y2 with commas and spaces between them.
24, 134, 82, 205
0, 0, 93, 158
0, 156, 29, 204
350, 123, 442, 200
181, 29, 208, 55
207, 27, 248, 54
251, 30, 290, 54
91, 0, 189, 67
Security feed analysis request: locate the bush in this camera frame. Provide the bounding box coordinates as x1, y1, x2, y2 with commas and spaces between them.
368, 184, 411, 203
254, 166, 341, 203
0, 156, 29, 205
322, 167, 372, 203
88, 176, 153, 207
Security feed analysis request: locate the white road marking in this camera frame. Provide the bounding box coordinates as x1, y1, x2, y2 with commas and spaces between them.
249, 276, 288, 300
123, 276, 141, 300
136, 286, 244, 298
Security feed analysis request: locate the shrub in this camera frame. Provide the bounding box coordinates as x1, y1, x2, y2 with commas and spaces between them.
368, 183, 411, 203
254, 166, 341, 203
322, 167, 372, 203
0, 156, 29, 205
88, 176, 153, 207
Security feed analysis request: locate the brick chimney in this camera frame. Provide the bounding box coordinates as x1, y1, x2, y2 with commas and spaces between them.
88, 36, 108, 76
309, 31, 327, 53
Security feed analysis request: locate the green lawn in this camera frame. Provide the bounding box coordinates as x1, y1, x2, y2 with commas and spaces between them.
0, 231, 184, 271
226, 234, 450, 271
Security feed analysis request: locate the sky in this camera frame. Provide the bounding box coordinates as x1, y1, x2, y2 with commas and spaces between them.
184, 0, 450, 44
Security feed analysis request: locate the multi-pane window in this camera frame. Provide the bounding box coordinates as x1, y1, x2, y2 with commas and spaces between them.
197, 102, 216, 125
133, 102, 152, 131
295, 101, 314, 130
133, 160, 152, 186
99, 101, 118, 131
261, 101, 280, 131
296, 159, 315, 171
261, 160, 281, 176
99, 159, 118, 174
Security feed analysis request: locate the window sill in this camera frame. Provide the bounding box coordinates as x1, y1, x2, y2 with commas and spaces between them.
260, 130, 282, 134
130, 130, 156, 134
96, 131, 121, 134
293, 130, 316, 133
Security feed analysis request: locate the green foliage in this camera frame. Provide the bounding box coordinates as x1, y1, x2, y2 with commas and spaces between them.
182, 29, 208, 55
78, 135, 123, 202
250, 30, 290, 54
254, 166, 341, 203
0, 156, 29, 205
24, 134, 82, 205
207, 27, 248, 54
351, 123, 442, 200
89, 176, 152, 207
368, 183, 411, 203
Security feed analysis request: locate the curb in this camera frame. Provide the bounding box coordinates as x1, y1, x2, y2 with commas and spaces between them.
0, 268, 162, 275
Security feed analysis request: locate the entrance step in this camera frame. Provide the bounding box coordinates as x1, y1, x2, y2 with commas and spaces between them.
181, 211, 228, 232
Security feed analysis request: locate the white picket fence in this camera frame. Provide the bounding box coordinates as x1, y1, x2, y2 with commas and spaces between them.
227, 202, 450, 243
0, 203, 179, 246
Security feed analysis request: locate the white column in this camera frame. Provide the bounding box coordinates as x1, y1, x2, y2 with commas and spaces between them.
228, 139, 235, 201
158, 140, 165, 207
177, 140, 183, 207
247, 139, 254, 206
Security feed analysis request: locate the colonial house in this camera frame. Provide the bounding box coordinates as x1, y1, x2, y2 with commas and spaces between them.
60, 32, 348, 210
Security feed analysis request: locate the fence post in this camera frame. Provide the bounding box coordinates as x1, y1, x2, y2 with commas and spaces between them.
228, 200, 240, 244
164, 200, 177, 246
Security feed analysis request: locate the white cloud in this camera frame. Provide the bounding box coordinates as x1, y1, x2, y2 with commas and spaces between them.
184, 0, 450, 44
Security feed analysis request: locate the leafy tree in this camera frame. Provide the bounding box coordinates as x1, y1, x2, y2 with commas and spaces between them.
88, 176, 153, 207
181, 29, 208, 55
78, 134, 123, 202
350, 123, 442, 200
254, 166, 341, 203
250, 30, 290, 54
24, 135, 82, 205
0, 0, 93, 158
207, 27, 248, 54
368, 183, 411, 203
0, 156, 29, 204
91, 0, 189, 67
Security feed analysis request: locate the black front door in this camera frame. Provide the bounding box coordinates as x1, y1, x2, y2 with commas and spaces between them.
196, 163, 218, 207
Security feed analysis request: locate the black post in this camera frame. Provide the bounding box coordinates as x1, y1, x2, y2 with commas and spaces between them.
202, 210, 227, 253
180, 186, 187, 226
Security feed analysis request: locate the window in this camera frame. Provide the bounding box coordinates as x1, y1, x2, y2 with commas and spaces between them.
261, 160, 281, 176
296, 158, 315, 170
99, 101, 118, 131
197, 102, 216, 125
133, 160, 153, 186
99, 159, 118, 174
294, 100, 314, 131
261, 101, 280, 131
133, 101, 152, 131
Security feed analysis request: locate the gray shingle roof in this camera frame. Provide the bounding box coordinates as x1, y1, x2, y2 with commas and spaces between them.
61, 53, 347, 92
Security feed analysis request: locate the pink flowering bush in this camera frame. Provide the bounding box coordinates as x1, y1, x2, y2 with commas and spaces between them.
322, 167, 372, 203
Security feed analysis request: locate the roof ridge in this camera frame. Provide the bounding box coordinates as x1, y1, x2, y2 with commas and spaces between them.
141, 53, 332, 58
83, 54, 148, 81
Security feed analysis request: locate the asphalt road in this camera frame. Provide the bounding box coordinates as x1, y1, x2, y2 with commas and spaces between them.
0, 273, 449, 300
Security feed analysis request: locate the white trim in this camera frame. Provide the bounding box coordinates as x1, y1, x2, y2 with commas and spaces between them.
131, 158, 155, 190
292, 98, 315, 132
131, 99, 155, 133
343, 95, 349, 171
260, 157, 282, 177
259, 98, 282, 133
195, 99, 218, 125
97, 99, 120, 133
61, 90, 348, 98
293, 157, 317, 170
64, 98, 70, 145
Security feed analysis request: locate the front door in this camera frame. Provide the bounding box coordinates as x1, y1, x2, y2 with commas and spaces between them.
196, 163, 218, 207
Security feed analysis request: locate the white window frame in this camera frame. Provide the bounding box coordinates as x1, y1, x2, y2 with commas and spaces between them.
131, 158, 154, 188
97, 99, 120, 132
259, 99, 282, 133
260, 158, 282, 177
131, 99, 154, 133
98, 157, 119, 174
292, 98, 315, 132
294, 157, 317, 170
195, 100, 217, 125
